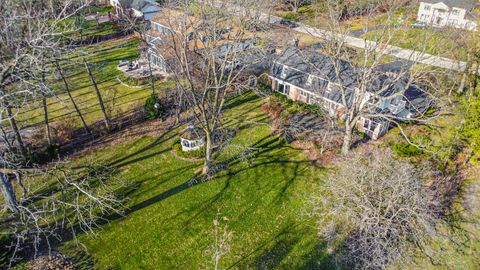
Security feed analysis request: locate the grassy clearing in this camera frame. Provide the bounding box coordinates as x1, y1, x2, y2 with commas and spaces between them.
56, 93, 332, 269
362, 28, 467, 61
16, 37, 172, 130
58, 6, 117, 42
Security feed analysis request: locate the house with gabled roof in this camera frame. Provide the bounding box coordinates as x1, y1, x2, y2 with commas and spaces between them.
417, 0, 478, 30
269, 47, 429, 139
110, 0, 161, 21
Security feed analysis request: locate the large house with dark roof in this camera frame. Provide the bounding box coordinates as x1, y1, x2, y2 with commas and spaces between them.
417, 0, 478, 30
269, 47, 429, 139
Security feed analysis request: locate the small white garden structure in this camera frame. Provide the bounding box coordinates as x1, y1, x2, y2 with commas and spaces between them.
180, 125, 205, 152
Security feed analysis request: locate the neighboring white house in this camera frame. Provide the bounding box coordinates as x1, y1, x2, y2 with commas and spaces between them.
417, 0, 478, 30
110, 0, 161, 21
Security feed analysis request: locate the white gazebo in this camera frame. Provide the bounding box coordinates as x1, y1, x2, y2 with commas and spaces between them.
180, 125, 205, 152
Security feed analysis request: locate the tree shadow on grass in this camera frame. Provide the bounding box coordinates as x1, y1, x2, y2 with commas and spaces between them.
66, 249, 95, 270
299, 242, 340, 270
0, 234, 14, 268
106, 127, 178, 168
222, 93, 260, 111
229, 223, 341, 270
179, 135, 310, 227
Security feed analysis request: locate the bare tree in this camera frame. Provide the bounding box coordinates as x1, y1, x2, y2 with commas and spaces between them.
54, 58, 91, 134
0, 1, 114, 265
1, 162, 128, 268
309, 149, 439, 269
285, 0, 311, 14
206, 209, 233, 270
158, 0, 270, 174
447, 24, 480, 97
1, 0, 95, 159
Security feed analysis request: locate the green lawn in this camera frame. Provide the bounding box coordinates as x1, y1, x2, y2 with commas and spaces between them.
55, 93, 332, 269
362, 28, 468, 61
16, 37, 170, 130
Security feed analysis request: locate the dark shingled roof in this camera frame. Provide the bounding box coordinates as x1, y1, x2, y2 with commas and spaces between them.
421, 0, 478, 10
271, 47, 429, 119
213, 39, 273, 74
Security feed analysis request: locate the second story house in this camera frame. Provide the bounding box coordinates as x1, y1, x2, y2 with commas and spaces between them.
142, 8, 186, 71
269, 47, 429, 140
110, 0, 161, 21
417, 0, 478, 30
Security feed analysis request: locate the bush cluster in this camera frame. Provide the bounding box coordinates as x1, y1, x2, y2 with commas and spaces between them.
144, 95, 163, 120
29, 144, 61, 164
391, 142, 423, 157
272, 92, 324, 117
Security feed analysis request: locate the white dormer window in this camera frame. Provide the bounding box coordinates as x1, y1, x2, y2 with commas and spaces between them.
424, 4, 431, 11
306, 75, 313, 86
452, 9, 460, 16
281, 66, 288, 79
326, 82, 341, 94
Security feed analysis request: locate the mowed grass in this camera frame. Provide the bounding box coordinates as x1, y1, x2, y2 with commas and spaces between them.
16, 37, 171, 130
362, 28, 468, 61
59, 93, 332, 269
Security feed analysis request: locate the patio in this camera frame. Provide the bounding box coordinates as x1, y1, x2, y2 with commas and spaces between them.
117, 58, 167, 79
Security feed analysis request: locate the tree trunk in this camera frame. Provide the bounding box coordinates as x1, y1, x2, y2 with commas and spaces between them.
175, 91, 183, 125
202, 132, 213, 175
84, 59, 110, 131
341, 123, 354, 155
2, 96, 27, 159
0, 126, 14, 153
147, 54, 156, 97
40, 65, 52, 146
55, 59, 91, 134
473, 61, 479, 95
214, 254, 220, 270
1, 173, 18, 213
14, 172, 27, 198
41, 92, 52, 146
457, 72, 467, 94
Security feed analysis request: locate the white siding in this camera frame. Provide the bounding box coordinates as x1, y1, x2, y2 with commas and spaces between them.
417, 1, 477, 30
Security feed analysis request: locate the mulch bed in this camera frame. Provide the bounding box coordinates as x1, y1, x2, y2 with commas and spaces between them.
29, 252, 77, 270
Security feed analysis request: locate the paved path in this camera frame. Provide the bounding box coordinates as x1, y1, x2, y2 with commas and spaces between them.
85, 15, 111, 23
204, 1, 469, 73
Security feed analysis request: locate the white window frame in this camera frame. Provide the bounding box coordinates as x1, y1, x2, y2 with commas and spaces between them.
300, 90, 307, 98
424, 4, 431, 11
277, 81, 290, 96
451, 9, 460, 16
363, 118, 378, 132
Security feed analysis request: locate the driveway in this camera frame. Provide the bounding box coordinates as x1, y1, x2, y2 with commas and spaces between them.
349, 25, 402, 38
